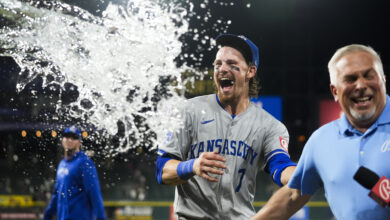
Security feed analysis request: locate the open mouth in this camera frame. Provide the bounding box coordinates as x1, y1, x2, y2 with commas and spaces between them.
219, 78, 234, 89
351, 96, 372, 105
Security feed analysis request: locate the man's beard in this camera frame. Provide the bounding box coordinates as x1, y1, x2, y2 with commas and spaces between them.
350, 105, 376, 122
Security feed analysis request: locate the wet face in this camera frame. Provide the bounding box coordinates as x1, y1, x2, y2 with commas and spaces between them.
62, 135, 81, 151
330, 51, 387, 131
213, 46, 256, 103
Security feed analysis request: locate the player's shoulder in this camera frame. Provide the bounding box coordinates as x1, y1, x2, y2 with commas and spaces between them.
59, 158, 67, 166
77, 151, 98, 169
77, 151, 94, 163
250, 103, 284, 125
183, 94, 215, 112
187, 94, 214, 105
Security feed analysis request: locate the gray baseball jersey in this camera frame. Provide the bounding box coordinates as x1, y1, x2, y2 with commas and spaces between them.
158, 94, 289, 220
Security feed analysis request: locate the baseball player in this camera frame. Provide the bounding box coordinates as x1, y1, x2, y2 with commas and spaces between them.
155, 34, 297, 219
44, 126, 106, 220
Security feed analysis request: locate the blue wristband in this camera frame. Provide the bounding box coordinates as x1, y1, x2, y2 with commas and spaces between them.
273, 161, 296, 187
266, 151, 297, 187
156, 155, 173, 185
177, 159, 195, 180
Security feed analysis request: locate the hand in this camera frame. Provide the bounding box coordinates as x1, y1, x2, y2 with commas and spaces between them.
193, 151, 227, 182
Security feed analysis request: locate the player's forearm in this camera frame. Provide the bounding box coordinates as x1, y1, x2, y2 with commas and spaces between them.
251, 186, 310, 220
161, 159, 187, 185
280, 166, 296, 185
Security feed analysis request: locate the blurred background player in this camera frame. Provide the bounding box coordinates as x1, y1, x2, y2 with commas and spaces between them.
43, 126, 106, 220
252, 44, 390, 219
155, 34, 296, 219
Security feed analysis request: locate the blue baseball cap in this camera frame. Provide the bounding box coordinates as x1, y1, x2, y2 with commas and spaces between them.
216, 34, 259, 69
63, 126, 82, 139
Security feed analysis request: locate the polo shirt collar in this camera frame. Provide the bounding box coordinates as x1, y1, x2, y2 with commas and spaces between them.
339, 94, 390, 135
377, 95, 390, 125
339, 113, 353, 135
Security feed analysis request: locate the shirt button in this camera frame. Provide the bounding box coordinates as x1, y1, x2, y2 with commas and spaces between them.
362, 137, 366, 141
360, 151, 364, 155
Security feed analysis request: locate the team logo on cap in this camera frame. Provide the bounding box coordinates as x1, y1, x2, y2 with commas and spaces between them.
69, 126, 77, 133
279, 136, 288, 152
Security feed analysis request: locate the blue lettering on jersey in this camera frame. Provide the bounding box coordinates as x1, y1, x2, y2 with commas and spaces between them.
250, 150, 258, 165
222, 139, 229, 155
215, 139, 222, 153
207, 140, 215, 152
243, 144, 249, 160
197, 141, 204, 157
189, 139, 259, 166
190, 144, 197, 159
230, 140, 237, 156
237, 141, 244, 157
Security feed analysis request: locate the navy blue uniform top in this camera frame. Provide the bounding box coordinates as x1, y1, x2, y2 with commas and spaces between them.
44, 151, 106, 220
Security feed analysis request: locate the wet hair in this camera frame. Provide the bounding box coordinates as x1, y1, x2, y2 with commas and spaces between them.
247, 62, 260, 97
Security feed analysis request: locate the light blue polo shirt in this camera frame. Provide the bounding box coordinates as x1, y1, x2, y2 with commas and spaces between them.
289, 95, 390, 220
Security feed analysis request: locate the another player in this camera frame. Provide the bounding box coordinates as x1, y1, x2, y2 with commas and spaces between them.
44, 126, 106, 220
252, 45, 390, 219
155, 34, 296, 219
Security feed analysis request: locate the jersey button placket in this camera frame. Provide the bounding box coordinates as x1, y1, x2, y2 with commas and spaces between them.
359, 136, 367, 165
217, 121, 232, 218
225, 121, 234, 174
228, 121, 234, 138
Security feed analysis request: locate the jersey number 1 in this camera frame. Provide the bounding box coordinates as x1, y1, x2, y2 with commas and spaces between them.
235, 168, 246, 192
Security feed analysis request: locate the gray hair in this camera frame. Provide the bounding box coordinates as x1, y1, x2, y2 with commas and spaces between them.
328, 44, 384, 85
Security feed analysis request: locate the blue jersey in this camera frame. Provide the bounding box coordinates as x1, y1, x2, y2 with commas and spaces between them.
44, 151, 106, 220
289, 95, 390, 220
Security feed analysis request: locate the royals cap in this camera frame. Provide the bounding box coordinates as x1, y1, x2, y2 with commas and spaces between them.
215, 33, 259, 69
63, 126, 81, 139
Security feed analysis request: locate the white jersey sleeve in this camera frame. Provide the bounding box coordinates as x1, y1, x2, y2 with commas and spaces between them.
158, 100, 193, 160
260, 112, 290, 169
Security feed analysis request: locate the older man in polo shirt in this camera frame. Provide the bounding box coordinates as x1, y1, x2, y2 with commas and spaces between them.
252, 44, 390, 220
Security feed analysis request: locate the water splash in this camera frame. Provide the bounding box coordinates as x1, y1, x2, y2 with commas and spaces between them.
0, 0, 230, 156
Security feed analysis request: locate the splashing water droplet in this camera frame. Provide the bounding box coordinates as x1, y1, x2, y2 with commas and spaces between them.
0, 0, 192, 154
0, 0, 231, 156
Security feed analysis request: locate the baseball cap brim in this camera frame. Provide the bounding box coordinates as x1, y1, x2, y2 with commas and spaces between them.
63, 133, 81, 139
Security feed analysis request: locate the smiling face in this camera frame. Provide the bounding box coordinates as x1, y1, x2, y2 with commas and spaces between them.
213, 46, 256, 104
330, 51, 387, 132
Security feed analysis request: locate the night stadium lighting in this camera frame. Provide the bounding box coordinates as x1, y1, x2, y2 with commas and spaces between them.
298, 135, 306, 142
51, 130, 57, 138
